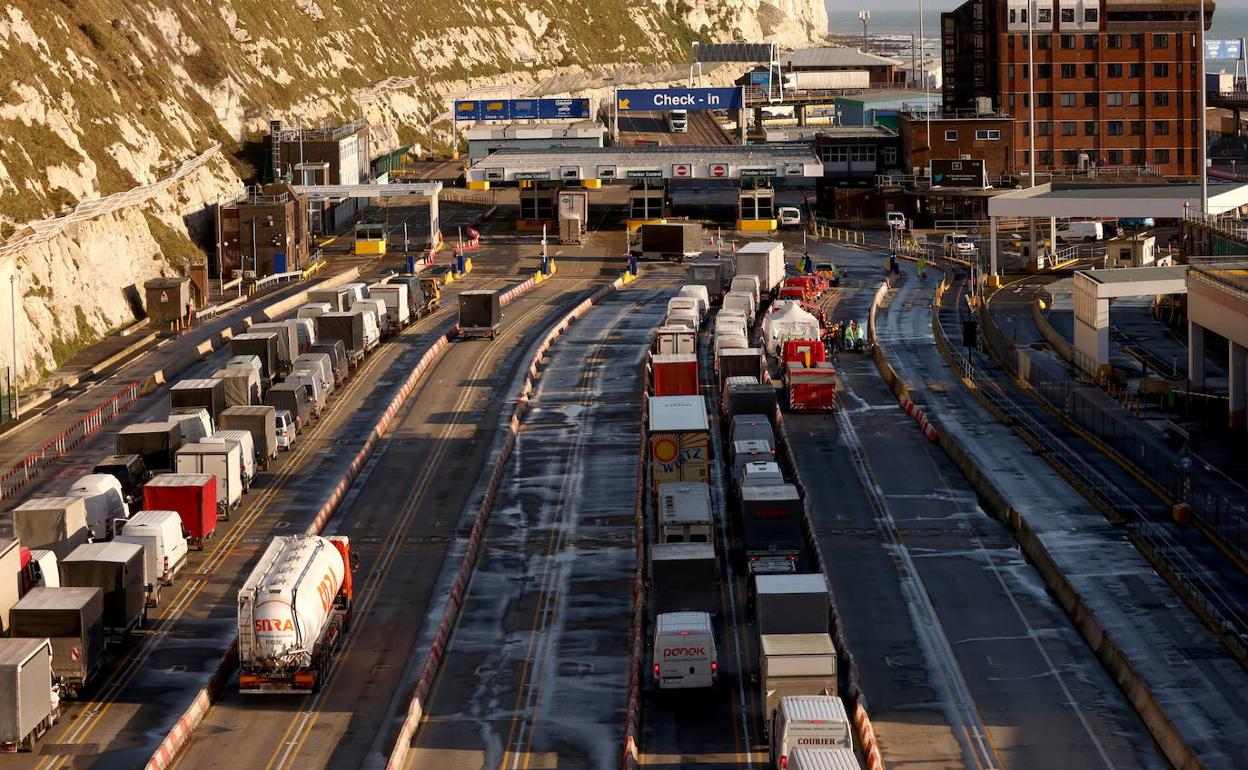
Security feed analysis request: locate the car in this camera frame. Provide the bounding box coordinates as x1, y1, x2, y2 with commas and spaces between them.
942, 233, 977, 257
886, 211, 908, 230
777, 206, 802, 227
1119, 217, 1156, 230
275, 409, 295, 451
814, 261, 841, 286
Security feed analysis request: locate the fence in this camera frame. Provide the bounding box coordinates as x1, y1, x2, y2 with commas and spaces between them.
0, 381, 141, 501
810, 217, 865, 245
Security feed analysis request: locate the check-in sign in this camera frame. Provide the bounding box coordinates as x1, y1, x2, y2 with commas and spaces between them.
616, 88, 743, 112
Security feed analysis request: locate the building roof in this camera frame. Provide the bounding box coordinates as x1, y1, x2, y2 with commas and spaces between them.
1080, 265, 1189, 285
764, 126, 897, 142
781, 47, 903, 69
989, 182, 1248, 218
836, 89, 940, 106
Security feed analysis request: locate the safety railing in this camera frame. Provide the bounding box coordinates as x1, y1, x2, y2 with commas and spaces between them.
809, 218, 864, 245
0, 381, 141, 501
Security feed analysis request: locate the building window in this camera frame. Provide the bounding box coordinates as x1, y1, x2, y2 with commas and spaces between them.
1084, 63, 1097, 77
850, 146, 876, 162
1085, 7, 1099, 22
1084, 92, 1097, 107
1107, 34, 1121, 48
1023, 93, 1031, 107
1153, 92, 1170, 106
975, 129, 1001, 140
1084, 34, 1098, 49
1038, 64, 1052, 79
883, 147, 897, 165
1108, 150, 1123, 164
1062, 150, 1079, 165
1106, 92, 1123, 106
1038, 7, 1052, 23
944, 129, 959, 141
1061, 34, 1076, 48
1008, 64, 1015, 78
1061, 64, 1076, 78
1129, 63, 1143, 77
1061, 8, 1075, 23
1154, 63, 1170, 77
1130, 120, 1144, 135
1037, 122, 1052, 136
1009, 8, 1017, 23
1061, 92, 1077, 107
1107, 63, 1122, 77
1154, 148, 1170, 164
1129, 33, 1144, 49
1153, 33, 1169, 48
1008, 34, 1015, 49
1154, 120, 1170, 135
1084, 121, 1097, 135
1037, 35, 1051, 50
821, 146, 848, 163
1008, 94, 1016, 108
1061, 121, 1077, 136
1037, 92, 1053, 107
1108, 120, 1124, 135
1130, 149, 1145, 165
1128, 92, 1142, 106
1039, 151, 1054, 165
1023, 123, 1029, 137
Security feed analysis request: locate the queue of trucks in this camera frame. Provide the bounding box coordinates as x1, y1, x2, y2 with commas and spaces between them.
0, 274, 434, 750
644, 242, 860, 769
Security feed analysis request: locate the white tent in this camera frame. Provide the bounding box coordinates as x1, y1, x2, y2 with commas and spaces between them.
762, 301, 820, 355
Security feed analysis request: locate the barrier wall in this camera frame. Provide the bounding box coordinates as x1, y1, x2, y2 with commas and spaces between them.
143, 272, 545, 770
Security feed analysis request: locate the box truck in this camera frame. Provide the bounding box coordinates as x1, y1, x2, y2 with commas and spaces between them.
249, 322, 300, 370
653, 326, 696, 356
648, 396, 710, 492
212, 367, 260, 407
761, 636, 839, 731
650, 542, 718, 615
769, 695, 852, 767
115, 421, 183, 473
315, 312, 366, 367
141, 474, 217, 550
736, 242, 786, 297
237, 535, 353, 694
686, 262, 726, 303
59, 542, 146, 640
755, 574, 830, 636
10, 587, 104, 694
169, 378, 227, 423
175, 441, 243, 516
657, 483, 714, 544
368, 283, 411, 328
651, 353, 699, 397
113, 510, 188, 590
219, 405, 278, 467
740, 484, 804, 575
457, 290, 503, 340
636, 223, 702, 261
10, 498, 89, 562
0, 638, 59, 753
229, 333, 279, 386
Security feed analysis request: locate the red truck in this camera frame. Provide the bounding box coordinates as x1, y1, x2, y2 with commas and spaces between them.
651, 353, 699, 397
142, 474, 218, 550
782, 340, 826, 371
786, 363, 840, 413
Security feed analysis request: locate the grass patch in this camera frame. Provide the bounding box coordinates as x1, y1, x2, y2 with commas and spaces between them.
143, 211, 204, 268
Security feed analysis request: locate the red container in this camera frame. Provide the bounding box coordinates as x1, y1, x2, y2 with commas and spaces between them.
652, 353, 699, 396
782, 340, 826, 369
142, 473, 218, 549
787, 363, 839, 413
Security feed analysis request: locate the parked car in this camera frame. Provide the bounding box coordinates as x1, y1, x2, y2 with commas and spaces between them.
1119, 217, 1156, 230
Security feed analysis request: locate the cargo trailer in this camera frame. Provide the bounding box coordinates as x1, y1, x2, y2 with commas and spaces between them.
650, 542, 717, 615
175, 441, 243, 516
0, 638, 59, 753
736, 241, 786, 296
740, 484, 804, 575
59, 542, 146, 640
648, 396, 710, 493
229, 333, 279, 386
315, 312, 366, 367
115, 421, 184, 473
211, 367, 260, 407
755, 574, 830, 636
10, 587, 104, 693
651, 353, 699, 397
656, 483, 714, 545
219, 405, 278, 466
169, 378, 227, 423
141, 474, 217, 549
457, 290, 502, 340
10, 498, 89, 562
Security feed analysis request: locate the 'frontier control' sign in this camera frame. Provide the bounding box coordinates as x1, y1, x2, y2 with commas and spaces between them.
616, 88, 744, 112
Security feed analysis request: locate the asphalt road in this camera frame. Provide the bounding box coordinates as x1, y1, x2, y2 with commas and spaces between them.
404, 276, 680, 770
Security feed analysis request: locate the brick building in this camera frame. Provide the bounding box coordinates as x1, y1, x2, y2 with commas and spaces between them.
899, 110, 1016, 178
942, 0, 1213, 177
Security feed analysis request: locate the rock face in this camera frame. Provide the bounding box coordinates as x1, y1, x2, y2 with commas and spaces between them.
0, 0, 827, 386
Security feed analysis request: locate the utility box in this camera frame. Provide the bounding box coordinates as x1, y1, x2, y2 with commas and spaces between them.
144, 277, 193, 323
1103, 234, 1157, 269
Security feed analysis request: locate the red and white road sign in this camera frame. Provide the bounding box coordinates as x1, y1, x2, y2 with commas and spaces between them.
672, 163, 691, 177
710, 163, 728, 177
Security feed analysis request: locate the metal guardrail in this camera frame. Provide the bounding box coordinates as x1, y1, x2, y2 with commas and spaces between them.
810, 218, 865, 245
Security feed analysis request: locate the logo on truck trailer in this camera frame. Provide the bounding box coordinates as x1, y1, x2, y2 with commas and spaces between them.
256, 617, 295, 632
663, 647, 707, 657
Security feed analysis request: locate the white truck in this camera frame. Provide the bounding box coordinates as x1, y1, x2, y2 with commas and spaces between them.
736, 242, 786, 298
760, 633, 838, 726
66, 474, 129, 539
237, 535, 353, 694
657, 483, 714, 545
0, 638, 59, 753
206, 431, 256, 489
175, 441, 243, 517
788, 747, 861, 770
367, 283, 411, 329
769, 695, 853, 768
653, 611, 716, 689
112, 510, 188, 593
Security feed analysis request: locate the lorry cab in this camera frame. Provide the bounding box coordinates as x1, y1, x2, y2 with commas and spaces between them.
667, 109, 688, 133
91, 454, 148, 507
653, 611, 717, 689
770, 695, 852, 769
21, 549, 59, 589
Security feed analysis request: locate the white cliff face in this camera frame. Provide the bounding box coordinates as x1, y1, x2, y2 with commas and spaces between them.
0, 0, 826, 386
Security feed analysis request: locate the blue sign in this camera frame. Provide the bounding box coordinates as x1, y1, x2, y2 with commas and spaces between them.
511, 99, 541, 119
1206, 39, 1244, 60
749, 71, 771, 87
480, 99, 511, 120
616, 87, 743, 112
539, 98, 590, 119
454, 100, 481, 121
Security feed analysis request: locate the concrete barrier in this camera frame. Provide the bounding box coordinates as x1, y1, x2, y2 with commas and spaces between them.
143, 271, 543, 770
1031, 293, 1076, 363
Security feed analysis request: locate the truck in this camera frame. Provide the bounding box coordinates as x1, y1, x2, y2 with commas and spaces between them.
653, 326, 696, 356
367, 283, 411, 329
788, 747, 861, 770
657, 482, 714, 544
65, 474, 129, 539
457, 290, 502, 340
206, 431, 256, 489
667, 108, 689, 132
724, 381, 780, 420
212, 367, 260, 407
653, 612, 716, 690
648, 395, 710, 493
760, 636, 839, 727
717, 348, 766, 394
687, 261, 727, 303
636, 223, 702, 261
306, 287, 351, 312
293, 353, 334, 399
59, 542, 146, 640
316, 312, 366, 367
168, 407, 214, 444
788, 69, 869, 91
169, 378, 227, 423
220, 405, 279, 467
115, 421, 184, 473
786, 363, 840, 413
237, 535, 353, 693
740, 484, 804, 575
355, 298, 390, 340
736, 241, 786, 297
0, 638, 59, 753
265, 382, 312, 433
142, 474, 217, 550
230, 333, 279, 387
650, 542, 717, 615
769, 695, 852, 767
309, 340, 347, 386
291, 318, 316, 352
176, 441, 243, 516
249, 323, 299, 374
91, 454, 149, 507
10, 587, 104, 694
0, 540, 18, 634
355, 307, 381, 352
113, 510, 189, 591
651, 353, 699, 397
384, 275, 441, 320
755, 574, 829, 636
11, 498, 89, 562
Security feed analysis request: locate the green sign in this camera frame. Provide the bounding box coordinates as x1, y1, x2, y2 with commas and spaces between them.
626, 169, 663, 179
740, 168, 777, 177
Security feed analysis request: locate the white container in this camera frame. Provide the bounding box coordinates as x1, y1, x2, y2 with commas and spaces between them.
208, 431, 256, 486
653, 326, 696, 356
113, 510, 188, 589
368, 284, 411, 327
736, 241, 785, 295
0, 638, 57, 751
722, 290, 756, 319
66, 474, 129, 539
664, 307, 699, 333
175, 441, 243, 511
739, 461, 785, 490
677, 284, 710, 317
653, 611, 717, 689
657, 483, 713, 545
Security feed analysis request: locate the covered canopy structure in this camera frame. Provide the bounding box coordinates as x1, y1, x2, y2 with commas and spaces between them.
761, 301, 821, 355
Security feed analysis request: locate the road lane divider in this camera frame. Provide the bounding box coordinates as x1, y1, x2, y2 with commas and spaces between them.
384, 271, 636, 770
140, 275, 545, 770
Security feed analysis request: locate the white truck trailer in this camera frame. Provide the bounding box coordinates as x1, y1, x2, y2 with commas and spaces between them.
0, 638, 59, 753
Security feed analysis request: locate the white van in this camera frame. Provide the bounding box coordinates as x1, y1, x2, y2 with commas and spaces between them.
770, 696, 853, 769
341, 282, 370, 307
653, 611, 717, 689
664, 307, 700, 333
777, 207, 802, 228
113, 510, 189, 590
169, 407, 214, 443
677, 285, 710, 318
297, 302, 333, 321
291, 317, 316, 352
207, 431, 256, 490
713, 331, 749, 360
1055, 220, 1103, 243
288, 371, 325, 416
730, 275, 761, 307
293, 353, 334, 398
275, 410, 295, 450
722, 291, 756, 319
357, 308, 381, 352
788, 747, 861, 770
66, 474, 130, 539
667, 296, 703, 325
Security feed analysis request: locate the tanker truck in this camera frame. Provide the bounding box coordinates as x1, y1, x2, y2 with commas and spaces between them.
237, 535, 353, 694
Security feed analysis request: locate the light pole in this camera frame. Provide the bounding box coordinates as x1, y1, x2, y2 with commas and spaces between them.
1028, 0, 1036, 187
859, 10, 871, 48
9, 271, 19, 419
1199, 0, 1209, 212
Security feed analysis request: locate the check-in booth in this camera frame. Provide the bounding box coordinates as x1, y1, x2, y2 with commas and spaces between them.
629, 184, 668, 231
738, 183, 777, 232
519, 180, 560, 231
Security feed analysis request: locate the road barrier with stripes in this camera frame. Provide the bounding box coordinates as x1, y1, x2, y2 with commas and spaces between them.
0, 381, 141, 502
621, 384, 648, 769
143, 275, 549, 770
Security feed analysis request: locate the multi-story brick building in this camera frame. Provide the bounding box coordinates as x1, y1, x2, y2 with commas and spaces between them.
942, 0, 1213, 177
